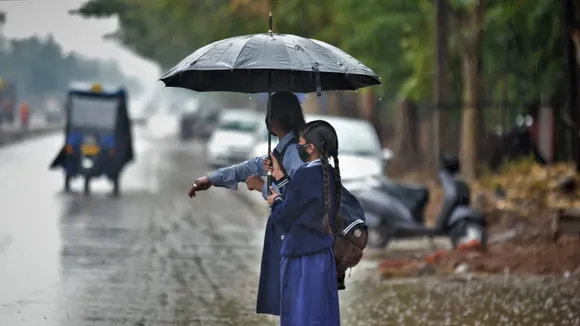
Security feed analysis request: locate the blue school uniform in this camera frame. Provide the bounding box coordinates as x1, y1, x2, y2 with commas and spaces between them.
270, 159, 341, 326
207, 132, 366, 317
207, 132, 303, 316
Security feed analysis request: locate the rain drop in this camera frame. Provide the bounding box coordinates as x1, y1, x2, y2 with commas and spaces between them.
248, 93, 252, 100
379, 97, 382, 101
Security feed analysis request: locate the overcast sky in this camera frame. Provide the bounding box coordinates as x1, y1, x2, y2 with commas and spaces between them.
0, 0, 162, 102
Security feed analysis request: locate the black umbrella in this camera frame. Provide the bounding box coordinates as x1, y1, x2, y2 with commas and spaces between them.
160, 13, 380, 189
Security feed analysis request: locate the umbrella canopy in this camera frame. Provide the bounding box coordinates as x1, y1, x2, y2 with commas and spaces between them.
160, 33, 381, 94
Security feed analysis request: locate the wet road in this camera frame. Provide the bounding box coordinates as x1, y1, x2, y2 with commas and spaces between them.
0, 125, 274, 325
1, 122, 579, 326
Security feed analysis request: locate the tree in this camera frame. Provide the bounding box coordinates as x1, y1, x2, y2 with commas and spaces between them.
0, 28, 141, 106
445, 0, 486, 179
74, 0, 570, 167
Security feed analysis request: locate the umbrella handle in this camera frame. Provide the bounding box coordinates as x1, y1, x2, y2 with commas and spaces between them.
267, 172, 273, 195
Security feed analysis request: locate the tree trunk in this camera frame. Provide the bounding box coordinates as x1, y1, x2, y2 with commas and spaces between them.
566, 0, 580, 172
357, 90, 383, 144
302, 94, 321, 114
357, 90, 375, 121
459, 0, 484, 179
392, 100, 420, 172
326, 91, 341, 116
433, 0, 451, 169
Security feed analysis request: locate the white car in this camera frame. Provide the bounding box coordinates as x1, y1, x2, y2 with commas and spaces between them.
249, 128, 279, 160
206, 109, 261, 167
306, 115, 393, 193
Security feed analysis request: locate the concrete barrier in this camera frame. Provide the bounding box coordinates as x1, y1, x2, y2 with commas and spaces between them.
0, 127, 60, 146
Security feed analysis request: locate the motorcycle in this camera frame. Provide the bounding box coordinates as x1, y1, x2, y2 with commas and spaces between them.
488, 115, 546, 171
355, 156, 487, 249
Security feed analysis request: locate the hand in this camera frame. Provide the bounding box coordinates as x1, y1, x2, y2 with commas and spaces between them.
263, 157, 272, 174
266, 186, 280, 206
188, 176, 212, 198
269, 152, 284, 180
246, 175, 265, 192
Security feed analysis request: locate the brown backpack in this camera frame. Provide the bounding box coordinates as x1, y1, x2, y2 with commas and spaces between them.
333, 224, 368, 274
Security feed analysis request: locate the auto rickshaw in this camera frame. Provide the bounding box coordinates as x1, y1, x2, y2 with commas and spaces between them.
49, 83, 134, 195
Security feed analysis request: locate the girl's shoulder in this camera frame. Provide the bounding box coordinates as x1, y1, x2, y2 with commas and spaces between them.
294, 161, 322, 177
294, 160, 335, 182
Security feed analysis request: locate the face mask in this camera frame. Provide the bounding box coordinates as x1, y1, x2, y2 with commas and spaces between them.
297, 144, 311, 162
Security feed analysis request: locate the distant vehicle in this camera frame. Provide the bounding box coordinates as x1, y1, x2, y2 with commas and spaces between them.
249, 128, 278, 160
206, 109, 260, 167
180, 110, 198, 140
49, 83, 134, 196
131, 115, 148, 126
0, 77, 17, 124
305, 115, 392, 193
44, 100, 64, 124
188, 107, 221, 140
488, 115, 546, 170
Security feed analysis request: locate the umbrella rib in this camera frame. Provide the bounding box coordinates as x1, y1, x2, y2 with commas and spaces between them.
231, 37, 253, 69
194, 40, 225, 68
280, 35, 297, 71
311, 40, 349, 75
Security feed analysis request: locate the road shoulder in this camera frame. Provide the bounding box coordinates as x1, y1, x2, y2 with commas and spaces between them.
0, 127, 59, 147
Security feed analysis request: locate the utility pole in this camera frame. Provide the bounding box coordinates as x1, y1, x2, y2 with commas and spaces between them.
564, 0, 580, 172
433, 0, 449, 169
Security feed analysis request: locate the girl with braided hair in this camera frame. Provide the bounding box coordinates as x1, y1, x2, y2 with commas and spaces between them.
266, 120, 343, 325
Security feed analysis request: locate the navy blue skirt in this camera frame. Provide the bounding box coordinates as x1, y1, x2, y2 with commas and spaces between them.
280, 250, 341, 326
256, 215, 283, 315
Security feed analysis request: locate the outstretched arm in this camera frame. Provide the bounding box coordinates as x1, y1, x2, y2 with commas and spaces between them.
207, 156, 266, 190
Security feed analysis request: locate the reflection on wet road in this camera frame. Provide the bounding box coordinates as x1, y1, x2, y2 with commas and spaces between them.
0, 127, 273, 325
0, 125, 579, 326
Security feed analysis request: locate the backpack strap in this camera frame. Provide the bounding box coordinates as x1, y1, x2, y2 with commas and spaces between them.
275, 137, 298, 177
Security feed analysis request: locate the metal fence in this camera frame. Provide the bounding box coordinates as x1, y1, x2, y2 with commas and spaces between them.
381, 100, 576, 175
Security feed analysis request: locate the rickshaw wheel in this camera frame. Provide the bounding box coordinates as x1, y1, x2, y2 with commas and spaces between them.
84, 177, 91, 195
64, 175, 71, 192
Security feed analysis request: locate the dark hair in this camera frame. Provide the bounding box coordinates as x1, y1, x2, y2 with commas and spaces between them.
270, 92, 306, 136
301, 120, 344, 234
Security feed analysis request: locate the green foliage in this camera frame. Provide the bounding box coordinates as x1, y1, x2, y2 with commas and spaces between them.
72, 0, 565, 107
482, 0, 564, 108
0, 34, 141, 106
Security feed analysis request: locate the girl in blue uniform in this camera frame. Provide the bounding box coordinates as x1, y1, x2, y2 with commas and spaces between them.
266, 120, 343, 326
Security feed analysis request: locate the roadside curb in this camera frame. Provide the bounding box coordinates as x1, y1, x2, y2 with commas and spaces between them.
0, 127, 59, 147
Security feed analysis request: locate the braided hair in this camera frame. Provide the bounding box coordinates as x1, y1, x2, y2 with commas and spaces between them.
320, 146, 332, 233
301, 120, 343, 234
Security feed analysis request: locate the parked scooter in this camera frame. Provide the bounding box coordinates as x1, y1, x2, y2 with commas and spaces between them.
356, 156, 487, 248
488, 115, 546, 171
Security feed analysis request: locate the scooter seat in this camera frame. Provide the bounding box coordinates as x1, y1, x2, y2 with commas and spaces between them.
379, 181, 429, 215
